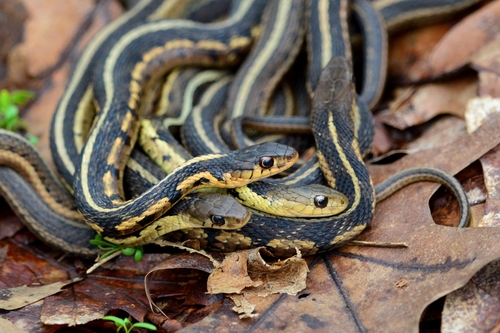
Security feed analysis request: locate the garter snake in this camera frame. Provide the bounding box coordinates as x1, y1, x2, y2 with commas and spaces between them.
48, 0, 332, 246
144, 70, 348, 218
32, 0, 473, 256
225, 0, 305, 119
170, 56, 470, 256
50, 0, 232, 190
142, 115, 348, 218
0, 130, 251, 256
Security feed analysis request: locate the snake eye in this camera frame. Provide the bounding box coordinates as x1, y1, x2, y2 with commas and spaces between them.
314, 195, 328, 208
211, 215, 225, 226
259, 156, 274, 169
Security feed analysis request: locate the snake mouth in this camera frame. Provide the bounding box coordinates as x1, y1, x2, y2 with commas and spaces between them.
237, 210, 252, 227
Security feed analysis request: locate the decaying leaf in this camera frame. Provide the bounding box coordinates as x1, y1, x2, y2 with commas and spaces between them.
387, 22, 454, 84
377, 75, 477, 130
0, 209, 23, 240
402, 116, 467, 154
471, 34, 500, 97
423, 0, 500, 80
477, 72, 500, 98
440, 96, 500, 332
40, 254, 171, 327
0, 317, 28, 333
142, 252, 226, 330
229, 294, 258, 319
207, 248, 308, 297
442, 260, 500, 332
0, 278, 81, 311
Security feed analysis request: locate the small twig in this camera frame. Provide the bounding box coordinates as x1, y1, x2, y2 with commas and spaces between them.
346, 240, 409, 248
86, 250, 122, 274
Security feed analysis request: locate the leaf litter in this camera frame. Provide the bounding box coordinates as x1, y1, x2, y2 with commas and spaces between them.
2, 1, 500, 332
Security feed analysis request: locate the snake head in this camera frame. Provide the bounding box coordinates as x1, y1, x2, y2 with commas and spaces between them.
316, 56, 355, 104
276, 184, 349, 217
228, 142, 298, 184
189, 193, 250, 229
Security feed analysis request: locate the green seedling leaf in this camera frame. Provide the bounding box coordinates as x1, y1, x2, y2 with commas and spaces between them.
90, 234, 144, 262
27, 134, 39, 146
121, 247, 136, 256
10, 90, 35, 105
134, 248, 144, 262
132, 322, 157, 330
99, 249, 121, 260
0, 89, 11, 110
5, 104, 19, 120
6, 117, 19, 131
102, 316, 126, 326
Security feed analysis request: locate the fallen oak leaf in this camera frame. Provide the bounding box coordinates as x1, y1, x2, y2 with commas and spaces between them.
377, 75, 477, 130
470, 34, 500, 98
386, 22, 454, 84
207, 251, 255, 295
229, 294, 258, 319
442, 260, 500, 332
39, 253, 171, 327
441, 97, 500, 332
207, 247, 308, 297
0, 278, 81, 310
179, 114, 500, 332
423, 0, 500, 80
244, 248, 308, 297
0, 317, 28, 333
206, 248, 308, 318
143, 252, 225, 330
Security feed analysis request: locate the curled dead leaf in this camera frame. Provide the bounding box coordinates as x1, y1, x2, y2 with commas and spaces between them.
378, 76, 477, 130
207, 247, 308, 298
0, 278, 81, 311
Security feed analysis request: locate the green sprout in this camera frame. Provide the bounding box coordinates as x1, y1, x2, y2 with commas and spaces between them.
90, 234, 144, 262
102, 316, 157, 333
0, 89, 38, 145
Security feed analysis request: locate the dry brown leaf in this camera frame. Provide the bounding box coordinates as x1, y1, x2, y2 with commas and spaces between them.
371, 118, 393, 156
0, 209, 24, 240
377, 76, 477, 130
465, 97, 500, 228
421, 0, 500, 80
0, 0, 27, 64
0, 278, 81, 310
229, 294, 258, 319
207, 248, 308, 297
179, 114, 500, 333
207, 251, 255, 294
442, 260, 500, 332
403, 116, 467, 154
9, 0, 94, 79
470, 31, 500, 70
440, 97, 500, 332
387, 22, 453, 84
0, 317, 28, 333
39, 253, 177, 327
470, 34, 500, 97
477, 72, 500, 98
141, 252, 228, 331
